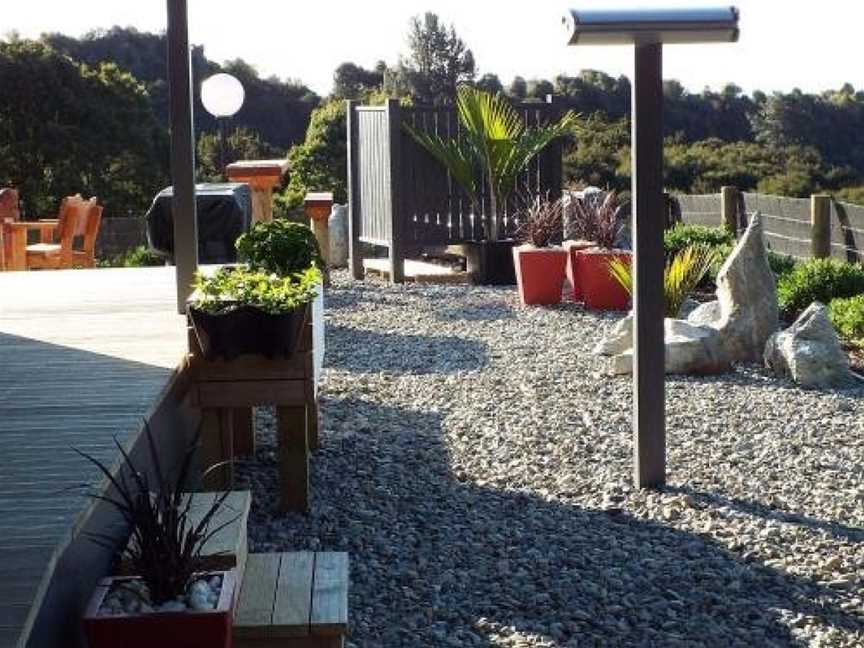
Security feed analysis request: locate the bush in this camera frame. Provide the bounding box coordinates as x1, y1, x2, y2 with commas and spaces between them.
192, 266, 321, 314
664, 224, 734, 257
777, 258, 864, 317
829, 295, 864, 347
98, 245, 162, 268
767, 250, 797, 277
235, 219, 323, 276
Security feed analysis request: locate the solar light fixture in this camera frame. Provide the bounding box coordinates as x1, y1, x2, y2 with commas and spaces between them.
564, 7, 739, 489
201, 73, 245, 118
563, 7, 739, 45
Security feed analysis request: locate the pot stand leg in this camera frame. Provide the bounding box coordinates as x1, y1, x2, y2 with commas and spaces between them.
307, 401, 320, 451
277, 406, 309, 513
200, 408, 235, 490
232, 407, 255, 456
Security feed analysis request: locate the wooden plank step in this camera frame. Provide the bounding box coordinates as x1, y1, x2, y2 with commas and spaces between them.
363, 257, 469, 284
115, 490, 250, 586
234, 552, 348, 648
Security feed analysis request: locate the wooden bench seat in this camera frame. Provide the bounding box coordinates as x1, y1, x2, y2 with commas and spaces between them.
234, 552, 349, 648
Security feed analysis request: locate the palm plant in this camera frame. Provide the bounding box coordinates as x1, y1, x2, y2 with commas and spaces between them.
608, 245, 717, 318
404, 86, 578, 241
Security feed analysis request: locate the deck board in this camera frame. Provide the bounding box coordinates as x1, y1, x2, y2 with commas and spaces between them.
0, 267, 187, 648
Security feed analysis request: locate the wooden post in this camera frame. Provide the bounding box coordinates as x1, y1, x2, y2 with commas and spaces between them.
632, 43, 666, 489
720, 186, 738, 235
346, 100, 364, 280
166, 0, 198, 314
200, 408, 234, 490
232, 407, 255, 456
811, 194, 831, 259
386, 99, 405, 284
277, 406, 309, 513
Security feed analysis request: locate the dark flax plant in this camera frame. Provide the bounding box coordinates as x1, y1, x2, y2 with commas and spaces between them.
567, 191, 621, 249
513, 194, 564, 247
76, 426, 236, 605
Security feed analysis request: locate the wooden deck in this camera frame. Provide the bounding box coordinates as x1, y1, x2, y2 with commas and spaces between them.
0, 267, 188, 648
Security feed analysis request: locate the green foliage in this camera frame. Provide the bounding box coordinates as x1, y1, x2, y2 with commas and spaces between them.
563, 113, 629, 190
45, 27, 320, 150
332, 61, 385, 100
405, 86, 578, 239
197, 127, 282, 183
664, 224, 734, 256
777, 258, 864, 317
385, 12, 475, 105
76, 425, 232, 605
0, 39, 167, 217
829, 294, 864, 347
609, 245, 716, 318
833, 186, 864, 205
279, 100, 347, 213
98, 245, 162, 268
767, 250, 797, 278
192, 266, 320, 315
235, 219, 323, 276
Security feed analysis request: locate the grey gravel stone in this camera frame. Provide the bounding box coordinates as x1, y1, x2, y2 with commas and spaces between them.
235, 270, 864, 648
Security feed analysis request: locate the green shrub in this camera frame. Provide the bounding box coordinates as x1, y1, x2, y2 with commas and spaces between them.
777, 258, 864, 317
98, 245, 162, 268
191, 266, 321, 315
767, 250, 797, 278
829, 295, 864, 347
664, 224, 734, 256
235, 219, 324, 276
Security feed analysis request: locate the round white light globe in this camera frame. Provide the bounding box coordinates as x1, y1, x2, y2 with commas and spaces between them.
201, 73, 245, 118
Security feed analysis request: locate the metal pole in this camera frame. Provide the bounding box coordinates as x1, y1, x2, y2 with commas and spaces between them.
166, 0, 198, 314
632, 42, 666, 488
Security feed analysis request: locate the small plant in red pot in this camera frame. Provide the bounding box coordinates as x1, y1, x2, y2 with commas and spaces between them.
512, 194, 568, 305
78, 428, 237, 648
567, 191, 631, 310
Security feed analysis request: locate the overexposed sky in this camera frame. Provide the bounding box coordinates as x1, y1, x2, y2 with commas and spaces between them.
6, 0, 864, 96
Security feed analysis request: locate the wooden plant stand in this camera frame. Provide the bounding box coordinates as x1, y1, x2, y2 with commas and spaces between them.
187, 307, 319, 513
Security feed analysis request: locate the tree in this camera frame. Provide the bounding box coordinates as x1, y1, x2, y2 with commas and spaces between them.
197, 127, 281, 182
385, 12, 475, 105
405, 86, 578, 240
332, 62, 384, 99
475, 73, 503, 96
527, 78, 554, 99
0, 39, 168, 217
276, 100, 348, 216
508, 76, 527, 99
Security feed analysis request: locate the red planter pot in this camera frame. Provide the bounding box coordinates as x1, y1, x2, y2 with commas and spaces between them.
563, 240, 597, 300
83, 571, 236, 648
578, 249, 632, 310
513, 245, 568, 306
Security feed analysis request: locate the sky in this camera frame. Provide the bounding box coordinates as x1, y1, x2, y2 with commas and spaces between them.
6, 0, 864, 97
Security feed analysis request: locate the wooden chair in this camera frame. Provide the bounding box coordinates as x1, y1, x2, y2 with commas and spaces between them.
3, 195, 103, 270
0, 188, 20, 271
25, 197, 103, 270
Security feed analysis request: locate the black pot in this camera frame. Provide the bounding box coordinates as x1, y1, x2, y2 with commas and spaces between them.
463, 240, 517, 285
188, 303, 308, 361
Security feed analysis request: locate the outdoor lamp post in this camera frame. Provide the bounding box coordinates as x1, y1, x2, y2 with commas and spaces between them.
201, 73, 246, 177
563, 7, 739, 488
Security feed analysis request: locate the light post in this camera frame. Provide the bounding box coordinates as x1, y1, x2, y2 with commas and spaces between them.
563, 7, 739, 488
201, 72, 245, 179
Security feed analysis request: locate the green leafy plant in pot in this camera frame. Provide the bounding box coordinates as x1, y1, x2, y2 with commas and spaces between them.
512, 194, 568, 306
79, 427, 237, 648
565, 191, 631, 309
188, 219, 323, 360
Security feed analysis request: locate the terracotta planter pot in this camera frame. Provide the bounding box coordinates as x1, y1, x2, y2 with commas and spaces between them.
188, 302, 309, 361
579, 249, 632, 310
563, 240, 597, 301
83, 571, 236, 648
513, 245, 568, 306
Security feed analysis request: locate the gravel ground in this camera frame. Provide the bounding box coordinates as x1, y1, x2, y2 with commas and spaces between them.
236, 270, 864, 648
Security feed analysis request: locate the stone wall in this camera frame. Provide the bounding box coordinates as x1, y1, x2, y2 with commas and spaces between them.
96, 217, 147, 259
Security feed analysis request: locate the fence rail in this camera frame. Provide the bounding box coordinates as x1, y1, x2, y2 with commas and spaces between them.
674, 188, 864, 263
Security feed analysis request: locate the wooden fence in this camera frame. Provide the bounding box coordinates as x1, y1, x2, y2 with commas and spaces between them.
674, 187, 864, 263
346, 97, 564, 281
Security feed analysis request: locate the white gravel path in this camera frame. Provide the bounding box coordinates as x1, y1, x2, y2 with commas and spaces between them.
236, 271, 864, 647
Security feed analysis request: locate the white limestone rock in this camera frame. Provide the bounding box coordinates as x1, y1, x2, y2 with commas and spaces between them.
609, 318, 729, 375
764, 302, 853, 388
714, 212, 779, 362
687, 300, 722, 327
328, 204, 349, 268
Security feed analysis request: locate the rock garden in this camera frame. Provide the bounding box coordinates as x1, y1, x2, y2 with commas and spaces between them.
235, 217, 864, 646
